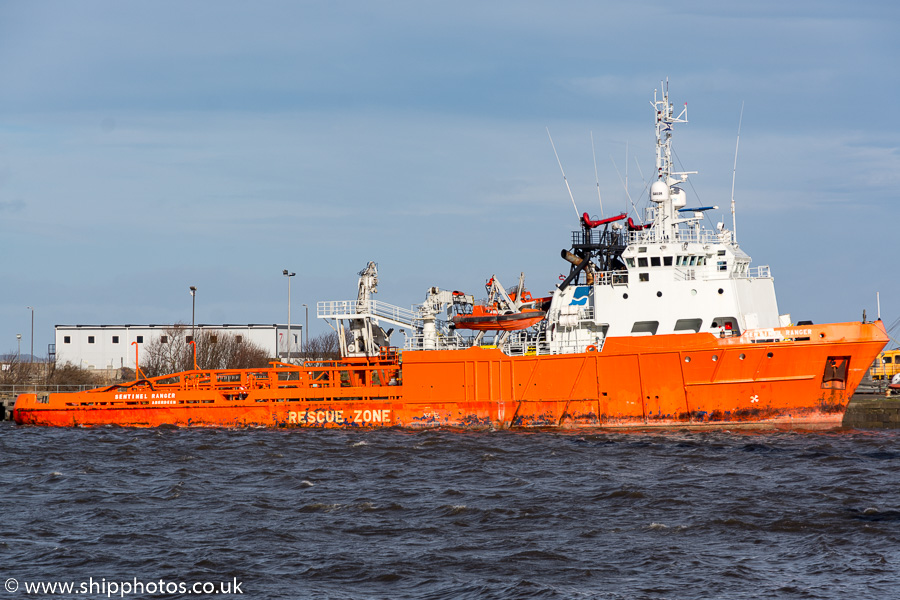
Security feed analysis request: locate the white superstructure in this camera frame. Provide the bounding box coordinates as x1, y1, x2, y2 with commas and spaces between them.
320, 84, 790, 358
546, 83, 784, 354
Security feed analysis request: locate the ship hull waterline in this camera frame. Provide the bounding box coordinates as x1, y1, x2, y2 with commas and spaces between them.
13, 322, 888, 430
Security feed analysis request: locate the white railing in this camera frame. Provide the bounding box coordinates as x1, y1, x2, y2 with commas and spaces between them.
626, 228, 724, 246
551, 337, 606, 355
318, 300, 420, 328
748, 265, 771, 278
673, 268, 697, 281
403, 333, 471, 351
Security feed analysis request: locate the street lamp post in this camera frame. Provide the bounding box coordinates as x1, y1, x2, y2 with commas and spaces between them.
16, 334, 21, 359
189, 286, 197, 341
26, 306, 33, 366
301, 303, 308, 354
283, 270, 295, 362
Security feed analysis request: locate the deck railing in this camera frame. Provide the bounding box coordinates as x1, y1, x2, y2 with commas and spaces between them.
318, 300, 420, 328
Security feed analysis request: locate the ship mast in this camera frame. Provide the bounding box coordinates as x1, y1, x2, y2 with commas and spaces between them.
650, 82, 692, 242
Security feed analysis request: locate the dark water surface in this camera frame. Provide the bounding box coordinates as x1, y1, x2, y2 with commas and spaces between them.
2, 422, 898, 599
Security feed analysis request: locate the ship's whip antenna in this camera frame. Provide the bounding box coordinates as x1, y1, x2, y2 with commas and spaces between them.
730, 101, 744, 243
547, 128, 579, 219
624, 142, 628, 212
633, 155, 646, 186
610, 154, 643, 224
590, 131, 604, 217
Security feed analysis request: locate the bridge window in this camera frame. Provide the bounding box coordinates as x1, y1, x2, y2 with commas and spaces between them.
650, 257, 661, 267
625, 258, 635, 267
884, 356, 893, 364
663, 256, 673, 266
638, 257, 648, 267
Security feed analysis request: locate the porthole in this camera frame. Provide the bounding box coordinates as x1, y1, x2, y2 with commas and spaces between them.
739, 353, 746, 360
767, 352, 774, 358
656, 291, 662, 297
718, 288, 724, 295
819, 333, 825, 339
623, 293, 629, 299
690, 289, 697, 296
712, 355, 718, 362
684, 356, 691, 363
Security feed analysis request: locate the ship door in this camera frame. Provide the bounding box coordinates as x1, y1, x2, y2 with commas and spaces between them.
821, 356, 850, 390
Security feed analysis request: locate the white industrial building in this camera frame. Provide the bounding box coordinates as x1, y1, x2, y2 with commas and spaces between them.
52, 324, 301, 371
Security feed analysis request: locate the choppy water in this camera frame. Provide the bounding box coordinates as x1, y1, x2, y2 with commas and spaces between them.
1, 422, 898, 599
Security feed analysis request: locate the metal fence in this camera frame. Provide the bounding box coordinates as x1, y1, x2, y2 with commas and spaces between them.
0, 383, 98, 395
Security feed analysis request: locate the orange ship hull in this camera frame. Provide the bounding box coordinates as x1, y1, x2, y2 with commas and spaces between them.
13, 321, 888, 430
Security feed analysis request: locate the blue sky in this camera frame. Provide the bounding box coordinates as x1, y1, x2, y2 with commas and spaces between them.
1, 0, 899, 357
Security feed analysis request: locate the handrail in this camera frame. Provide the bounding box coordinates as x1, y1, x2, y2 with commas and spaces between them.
0, 384, 98, 395
318, 299, 420, 327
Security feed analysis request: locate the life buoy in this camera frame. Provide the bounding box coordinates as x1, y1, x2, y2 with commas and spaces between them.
586, 345, 598, 352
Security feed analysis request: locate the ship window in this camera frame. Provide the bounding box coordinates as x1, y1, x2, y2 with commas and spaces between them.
674, 318, 702, 333
638, 247, 647, 253
211, 335, 218, 344
639, 273, 649, 282
161, 336, 168, 344
638, 257, 648, 267
112, 336, 119, 343
136, 336, 143, 343
717, 261, 727, 271
88, 336, 95, 344
186, 335, 193, 343
236, 336, 243, 343
718, 249, 727, 256
64, 336, 71, 344
650, 257, 661, 267
698, 257, 706, 266
689, 256, 697, 266
663, 256, 673, 266
884, 357, 893, 364
631, 321, 659, 336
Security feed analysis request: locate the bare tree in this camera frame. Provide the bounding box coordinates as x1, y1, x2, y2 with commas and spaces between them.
139, 325, 272, 377
0, 356, 29, 386
300, 332, 341, 360
44, 361, 101, 387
